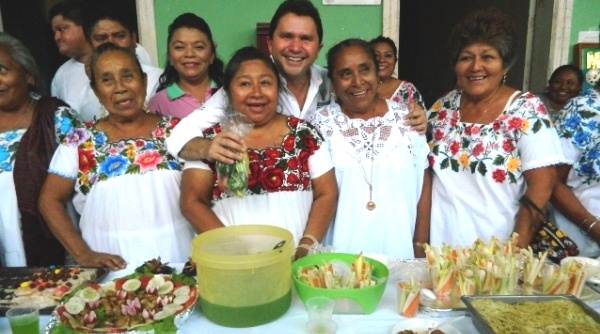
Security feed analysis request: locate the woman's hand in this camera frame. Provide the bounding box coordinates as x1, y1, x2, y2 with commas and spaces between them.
404, 101, 427, 135
75, 250, 127, 271
203, 131, 246, 164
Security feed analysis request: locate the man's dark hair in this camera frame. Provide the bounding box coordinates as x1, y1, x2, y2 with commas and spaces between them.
269, 0, 323, 43
49, 0, 87, 26
82, 1, 137, 41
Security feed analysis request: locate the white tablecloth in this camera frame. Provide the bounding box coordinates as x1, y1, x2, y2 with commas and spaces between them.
0, 263, 481, 334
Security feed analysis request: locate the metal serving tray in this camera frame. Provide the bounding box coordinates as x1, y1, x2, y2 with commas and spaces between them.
461, 294, 600, 334
0, 266, 108, 316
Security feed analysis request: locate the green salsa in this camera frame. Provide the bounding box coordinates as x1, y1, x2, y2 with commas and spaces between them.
200, 290, 291, 327
9, 315, 39, 334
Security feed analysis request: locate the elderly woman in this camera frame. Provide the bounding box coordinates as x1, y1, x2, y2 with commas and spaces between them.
369, 36, 426, 110
0, 33, 80, 267
149, 13, 224, 118
428, 9, 565, 248
309, 39, 430, 259
537, 65, 583, 122
39, 43, 194, 270
180, 47, 337, 259
551, 80, 600, 257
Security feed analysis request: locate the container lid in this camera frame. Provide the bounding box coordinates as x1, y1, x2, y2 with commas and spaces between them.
192, 225, 294, 270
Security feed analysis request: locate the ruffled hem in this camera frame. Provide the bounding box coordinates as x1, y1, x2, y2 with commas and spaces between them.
48, 168, 77, 180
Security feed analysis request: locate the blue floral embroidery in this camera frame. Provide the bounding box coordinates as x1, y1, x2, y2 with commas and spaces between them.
99, 154, 130, 177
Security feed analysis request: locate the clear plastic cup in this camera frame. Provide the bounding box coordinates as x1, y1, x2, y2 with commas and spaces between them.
306, 319, 338, 334
305, 297, 335, 321
397, 282, 421, 318
6, 306, 39, 334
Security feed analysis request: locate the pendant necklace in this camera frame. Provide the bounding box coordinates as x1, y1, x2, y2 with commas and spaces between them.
356, 118, 378, 211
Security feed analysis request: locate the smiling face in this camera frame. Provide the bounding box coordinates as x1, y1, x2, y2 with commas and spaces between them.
548, 69, 582, 106
228, 59, 279, 127
0, 46, 33, 111
168, 27, 215, 84
52, 15, 89, 59
331, 45, 379, 117
90, 19, 136, 52
92, 50, 147, 118
455, 43, 505, 101
267, 13, 322, 82
373, 42, 397, 80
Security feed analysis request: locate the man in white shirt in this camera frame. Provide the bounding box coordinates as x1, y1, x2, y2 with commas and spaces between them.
167, 0, 425, 163
78, 4, 163, 122
50, 0, 93, 112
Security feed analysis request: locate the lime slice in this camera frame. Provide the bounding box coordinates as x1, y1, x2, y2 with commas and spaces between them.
173, 295, 190, 305
65, 296, 85, 314
157, 281, 174, 295
78, 287, 100, 303
173, 286, 190, 297
122, 279, 142, 292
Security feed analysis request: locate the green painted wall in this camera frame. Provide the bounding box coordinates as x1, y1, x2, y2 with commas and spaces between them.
569, 0, 600, 63
152, 0, 382, 68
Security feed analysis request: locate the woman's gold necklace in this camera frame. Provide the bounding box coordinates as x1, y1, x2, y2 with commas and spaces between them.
1, 99, 33, 131
461, 85, 503, 121
356, 105, 379, 211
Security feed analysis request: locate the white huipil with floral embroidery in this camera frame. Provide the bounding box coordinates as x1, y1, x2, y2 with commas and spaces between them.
0, 106, 78, 266
428, 90, 566, 247
184, 117, 333, 246
310, 102, 429, 259
48, 117, 195, 264
554, 88, 600, 257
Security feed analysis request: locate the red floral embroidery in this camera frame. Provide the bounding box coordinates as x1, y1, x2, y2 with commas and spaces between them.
434, 129, 444, 141
492, 169, 506, 183
288, 117, 299, 127
283, 135, 296, 153
450, 141, 460, 155
135, 140, 145, 147
472, 143, 484, 157
507, 117, 523, 130
261, 166, 285, 191
265, 148, 282, 160
428, 155, 435, 168
438, 110, 447, 121
79, 148, 97, 173
502, 139, 515, 153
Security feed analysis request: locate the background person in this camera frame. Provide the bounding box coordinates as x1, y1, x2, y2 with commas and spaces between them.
427, 8, 565, 248
0, 32, 81, 267
39, 44, 194, 270
310, 39, 430, 259
369, 36, 426, 110
180, 47, 338, 259
149, 13, 224, 118
166, 0, 427, 165
552, 80, 600, 257
536, 64, 583, 123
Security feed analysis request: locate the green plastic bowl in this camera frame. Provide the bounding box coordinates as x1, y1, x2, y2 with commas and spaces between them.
292, 253, 389, 314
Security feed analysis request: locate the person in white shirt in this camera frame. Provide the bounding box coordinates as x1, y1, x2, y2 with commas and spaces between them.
50, 0, 93, 112
167, 0, 427, 166
77, 4, 162, 122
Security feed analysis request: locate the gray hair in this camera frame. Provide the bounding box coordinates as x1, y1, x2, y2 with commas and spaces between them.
0, 32, 41, 93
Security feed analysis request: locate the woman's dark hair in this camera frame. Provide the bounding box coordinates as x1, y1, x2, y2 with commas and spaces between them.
157, 13, 224, 92
89, 43, 144, 88
369, 35, 397, 62
548, 64, 583, 87
326, 38, 377, 80
0, 32, 42, 94
449, 8, 517, 70
269, 0, 323, 44
223, 46, 280, 96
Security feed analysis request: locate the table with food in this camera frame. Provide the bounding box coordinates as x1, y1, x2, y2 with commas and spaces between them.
3, 227, 600, 334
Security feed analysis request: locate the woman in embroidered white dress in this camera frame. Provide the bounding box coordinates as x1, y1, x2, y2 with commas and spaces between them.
0, 33, 81, 267
39, 44, 194, 270
309, 39, 431, 259
369, 36, 426, 112
180, 47, 338, 259
428, 9, 565, 248
551, 82, 600, 257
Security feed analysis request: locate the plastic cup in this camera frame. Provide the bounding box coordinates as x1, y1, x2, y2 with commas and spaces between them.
305, 297, 335, 321
305, 319, 338, 334
6, 306, 39, 334
397, 282, 421, 318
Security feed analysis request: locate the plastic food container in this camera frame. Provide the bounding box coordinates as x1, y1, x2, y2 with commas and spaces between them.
192, 225, 293, 327
292, 253, 389, 314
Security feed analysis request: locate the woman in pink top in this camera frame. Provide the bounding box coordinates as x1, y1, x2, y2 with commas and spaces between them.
149, 13, 224, 118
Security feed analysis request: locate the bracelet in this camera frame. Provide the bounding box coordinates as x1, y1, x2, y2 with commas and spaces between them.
296, 244, 311, 252
587, 220, 599, 234
581, 217, 594, 228
301, 234, 319, 245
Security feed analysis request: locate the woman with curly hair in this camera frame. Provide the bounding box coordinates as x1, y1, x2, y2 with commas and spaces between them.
427, 8, 565, 248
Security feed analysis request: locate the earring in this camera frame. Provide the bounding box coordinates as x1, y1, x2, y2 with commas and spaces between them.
502, 75, 506, 85
99, 104, 108, 118
143, 100, 149, 113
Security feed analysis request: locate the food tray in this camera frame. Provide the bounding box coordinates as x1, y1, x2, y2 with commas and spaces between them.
461, 295, 600, 334
0, 266, 108, 315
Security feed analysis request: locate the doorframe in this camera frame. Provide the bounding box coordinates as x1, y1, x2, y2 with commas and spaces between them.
382, 0, 573, 91
136, 0, 158, 66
